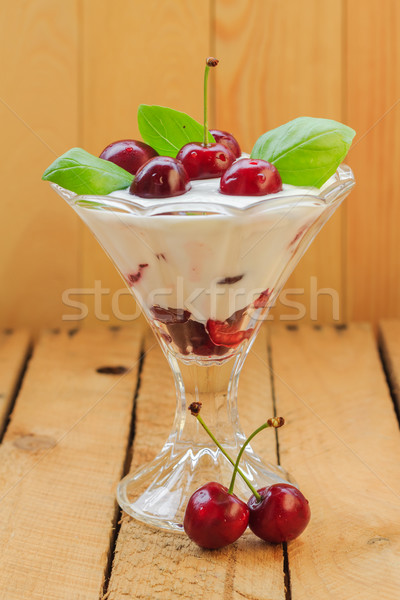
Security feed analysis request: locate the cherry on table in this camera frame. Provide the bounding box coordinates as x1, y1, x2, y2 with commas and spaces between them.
183, 481, 249, 549
176, 142, 235, 180
99, 140, 158, 175
247, 483, 311, 543
130, 156, 191, 198
210, 129, 241, 158
220, 158, 283, 196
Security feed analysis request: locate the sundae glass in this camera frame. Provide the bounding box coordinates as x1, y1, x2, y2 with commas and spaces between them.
44, 59, 355, 531
51, 163, 354, 530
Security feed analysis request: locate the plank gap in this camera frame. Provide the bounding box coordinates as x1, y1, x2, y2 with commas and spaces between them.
378, 328, 400, 429
101, 333, 147, 600
121, 336, 147, 479
282, 542, 292, 600
0, 340, 32, 442
267, 327, 291, 600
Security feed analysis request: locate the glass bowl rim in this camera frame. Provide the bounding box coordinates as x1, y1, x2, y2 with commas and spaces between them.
51, 163, 355, 218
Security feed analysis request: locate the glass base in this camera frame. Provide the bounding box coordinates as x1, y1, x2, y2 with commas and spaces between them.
117, 438, 294, 531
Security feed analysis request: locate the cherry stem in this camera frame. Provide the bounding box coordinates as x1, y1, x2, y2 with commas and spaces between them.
203, 57, 218, 146
195, 413, 260, 497
228, 417, 285, 502
228, 417, 285, 500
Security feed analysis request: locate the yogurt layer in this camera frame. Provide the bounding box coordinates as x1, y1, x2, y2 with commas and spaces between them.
75, 178, 327, 324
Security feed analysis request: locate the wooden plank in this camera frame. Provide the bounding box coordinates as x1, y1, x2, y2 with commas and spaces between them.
0, 1, 81, 334
107, 327, 286, 600
80, 0, 212, 325
346, 1, 400, 326
270, 324, 400, 599
214, 0, 345, 324
379, 319, 400, 411
0, 330, 31, 437
0, 327, 143, 600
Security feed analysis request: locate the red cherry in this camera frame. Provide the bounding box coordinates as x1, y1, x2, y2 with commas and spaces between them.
207, 307, 254, 348
176, 142, 235, 180
99, 140, 158, 175
150, 305, 191, 324
167, 319, 229, 357
247, 484, 311, 543
184, 482, 249, 549
254, 288, 272, 309
210, 129, 241, 158
130, 156, 191, 198
220, 158, 283, 196
125, 263, 149, 286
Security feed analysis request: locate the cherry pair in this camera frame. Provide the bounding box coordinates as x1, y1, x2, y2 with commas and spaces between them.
183, 404, 310, 549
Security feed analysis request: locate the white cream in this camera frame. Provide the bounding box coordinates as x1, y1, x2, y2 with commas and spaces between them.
109, 177, 321, 211
76, 177, 328, 323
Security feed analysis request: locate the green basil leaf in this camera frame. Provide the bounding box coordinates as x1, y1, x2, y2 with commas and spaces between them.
138, 105, 215, 157
251, 117, 356, 187
42, 147, 134, 195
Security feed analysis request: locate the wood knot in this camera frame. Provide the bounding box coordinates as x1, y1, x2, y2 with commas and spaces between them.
367, 536, 390, 546
96, 365, 128, 375
13, 434, 56, 452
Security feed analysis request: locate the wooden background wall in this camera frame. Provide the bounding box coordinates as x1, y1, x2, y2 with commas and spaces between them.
1, 0, 399, 333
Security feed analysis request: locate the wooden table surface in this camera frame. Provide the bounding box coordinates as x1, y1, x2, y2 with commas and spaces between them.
0, 322, 399, 600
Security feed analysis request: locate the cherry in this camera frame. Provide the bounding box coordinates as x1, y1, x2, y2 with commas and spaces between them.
207, 315, 254, 348
149, 306, 230, 357
166, 319, 229, 357
247, 484, 311, 544
183, 407, 287, 548
150, 305, 191, 324
130, 156, 191, 198
210, 129, 241, 158
176, 142, 235, 180
125, 263, 149, 286
183, 482, 249, 549
184, 405, 289, 548
220, 158, 283, 196
99, 140, 158, 175
254, 288, 272, 309
176, 58, 235, 180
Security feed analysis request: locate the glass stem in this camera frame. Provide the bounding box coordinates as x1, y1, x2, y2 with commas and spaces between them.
168, 354, 241, 444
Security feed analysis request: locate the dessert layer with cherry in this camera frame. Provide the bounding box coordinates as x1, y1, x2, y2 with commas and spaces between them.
75, 174, 327, 361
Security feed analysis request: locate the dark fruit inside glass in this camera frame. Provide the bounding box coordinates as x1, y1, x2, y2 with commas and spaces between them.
149, 289, 273, 358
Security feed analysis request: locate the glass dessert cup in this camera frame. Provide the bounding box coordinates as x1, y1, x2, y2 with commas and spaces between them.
52, 164, 355, 532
